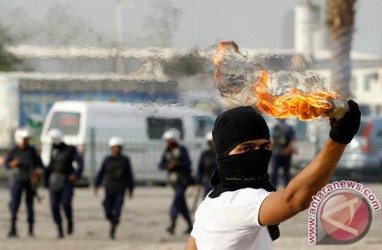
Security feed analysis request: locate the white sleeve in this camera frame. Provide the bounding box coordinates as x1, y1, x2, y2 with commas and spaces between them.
190, 206, 200, 238
190, 221, 198, 238
240, 188, 271, 227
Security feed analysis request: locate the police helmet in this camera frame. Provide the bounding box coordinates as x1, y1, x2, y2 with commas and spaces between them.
205, 131, 213, 142
49, 128, 63, 145
108, 136, 124, 147
163, 128, 180, 142
14, 127, 32, 145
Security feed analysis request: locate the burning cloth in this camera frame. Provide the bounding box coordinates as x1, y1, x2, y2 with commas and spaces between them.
213, 41, 348, 120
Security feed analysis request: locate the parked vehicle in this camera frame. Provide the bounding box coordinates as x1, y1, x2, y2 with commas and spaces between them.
334, 116, 382, 182
0, 72, 178, 151
288, 115, 382, 182
40, 101, 216, 185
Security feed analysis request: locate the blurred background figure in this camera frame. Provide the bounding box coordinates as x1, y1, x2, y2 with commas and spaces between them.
45, 128, 84, 238
270, 119, 296, 188
159, 128, 193, 235
5, 127, 44, 237
94, 136, 135, 240
195, 131, 216, 198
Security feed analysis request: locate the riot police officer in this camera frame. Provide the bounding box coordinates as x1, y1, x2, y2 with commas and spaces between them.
195, 131, 216, 198
45, 128, 84, 238
5, 127, 43, 237
94, 136, 135, 240
158, 128, 193, 235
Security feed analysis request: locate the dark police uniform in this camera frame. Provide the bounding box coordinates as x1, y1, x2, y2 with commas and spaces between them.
159, 145, 193, 234
196, 148, 217, 197
5, 145, 44, 236
46, 142, 84, 237
95, 154, 134, 227
270, 122, 295, 187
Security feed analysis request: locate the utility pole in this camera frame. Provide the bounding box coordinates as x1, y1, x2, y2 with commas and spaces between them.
115, 0, 127, 74
115, 0, 136, 74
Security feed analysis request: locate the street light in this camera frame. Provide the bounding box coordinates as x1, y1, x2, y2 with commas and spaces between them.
115, 0, 134, 74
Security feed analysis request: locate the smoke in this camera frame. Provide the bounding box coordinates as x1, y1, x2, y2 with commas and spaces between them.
0, 3, 112, 48
137, 0, 181, 47
0, 1, 183, 49
33, 4, 113, 47
0, 4, 35, 44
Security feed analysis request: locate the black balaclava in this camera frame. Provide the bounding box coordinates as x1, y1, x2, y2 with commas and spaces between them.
208, 106, 280, 241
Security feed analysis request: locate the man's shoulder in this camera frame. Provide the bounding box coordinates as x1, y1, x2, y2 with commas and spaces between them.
104, 155, 130, 162
232, 188, 271, 198
179, 145, 191, 154
9, 147, 18, 154
201, 149, 212, 156
103, 155, 112, 161
121, 155, 130, 162
288, 125, 296, 135
208, 188, 271, 206
60, 143, 75, 151
26, 145, 37, 150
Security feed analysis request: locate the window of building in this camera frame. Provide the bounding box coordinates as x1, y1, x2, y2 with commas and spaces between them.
364, 73, 378, 92
364, 76, 371, 91
350, 76, 357, 90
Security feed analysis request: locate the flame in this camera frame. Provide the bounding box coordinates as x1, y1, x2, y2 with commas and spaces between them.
253, 71, 339, 120
213, 41, 341, 121
214, 41, 240, 82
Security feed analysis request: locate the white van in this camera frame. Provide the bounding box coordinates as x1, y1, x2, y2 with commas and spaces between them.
40, 101, 216, 185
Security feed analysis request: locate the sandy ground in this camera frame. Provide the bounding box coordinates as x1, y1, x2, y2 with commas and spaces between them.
0, 184, 381, 250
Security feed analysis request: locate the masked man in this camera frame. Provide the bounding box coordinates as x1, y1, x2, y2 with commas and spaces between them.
186, 101, 360, 250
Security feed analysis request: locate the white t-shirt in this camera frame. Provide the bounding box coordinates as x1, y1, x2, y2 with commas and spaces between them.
191, 188, 272, 250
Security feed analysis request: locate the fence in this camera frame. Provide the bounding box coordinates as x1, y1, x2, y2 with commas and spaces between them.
82, 127, 208, 185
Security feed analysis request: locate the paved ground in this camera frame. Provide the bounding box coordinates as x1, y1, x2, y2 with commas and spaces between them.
0, 183, 381, 250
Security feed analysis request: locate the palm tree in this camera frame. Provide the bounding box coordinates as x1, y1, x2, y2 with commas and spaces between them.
325, 0, 356, 98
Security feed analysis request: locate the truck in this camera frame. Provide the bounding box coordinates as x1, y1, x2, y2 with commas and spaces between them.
40, 101, 216, 185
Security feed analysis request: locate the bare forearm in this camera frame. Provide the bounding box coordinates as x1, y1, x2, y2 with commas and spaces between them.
285, 138, 346, 209
185, 236, 197, 250
260, 101, 360, 226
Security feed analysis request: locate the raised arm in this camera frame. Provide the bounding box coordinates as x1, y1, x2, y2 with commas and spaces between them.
185, 236, 197, 250
259, 100, 361, 226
